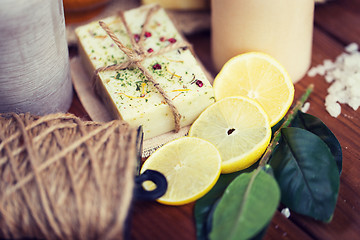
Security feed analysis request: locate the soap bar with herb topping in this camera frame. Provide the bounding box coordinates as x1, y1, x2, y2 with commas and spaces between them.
75, 4, 214, 140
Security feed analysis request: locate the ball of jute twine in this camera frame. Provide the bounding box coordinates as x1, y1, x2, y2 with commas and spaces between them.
0, 113, 138, 240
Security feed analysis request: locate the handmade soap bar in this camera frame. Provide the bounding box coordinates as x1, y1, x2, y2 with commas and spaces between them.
75, 4, 214, 139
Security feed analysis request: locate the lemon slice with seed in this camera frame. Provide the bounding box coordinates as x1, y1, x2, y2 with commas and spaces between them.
140, 137, 221, 205
213, 52, 294, 127
189, 96, 271, 173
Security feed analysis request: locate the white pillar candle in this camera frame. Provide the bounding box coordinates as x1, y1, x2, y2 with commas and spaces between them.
0, 0, 73, 115
211, 0, 314, 83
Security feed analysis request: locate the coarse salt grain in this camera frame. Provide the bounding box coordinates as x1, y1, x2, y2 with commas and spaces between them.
281, 208, 291, 218
307, 42, 360, 118
301, 102, 310, 113
307, 67, 318, 77
345, 42, 359, 53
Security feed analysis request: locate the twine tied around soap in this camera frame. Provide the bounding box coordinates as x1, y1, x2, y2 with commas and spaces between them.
93, 5, 190, 133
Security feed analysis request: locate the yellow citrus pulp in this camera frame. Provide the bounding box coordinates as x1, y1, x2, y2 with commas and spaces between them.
140, 137, 221, 205
189, 96, 271, 173
213, 52, 294, 127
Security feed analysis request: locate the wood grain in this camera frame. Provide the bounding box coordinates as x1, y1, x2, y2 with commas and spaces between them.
68, 0, 360, 239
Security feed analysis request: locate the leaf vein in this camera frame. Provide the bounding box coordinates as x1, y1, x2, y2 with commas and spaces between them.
282, 130, 317, 205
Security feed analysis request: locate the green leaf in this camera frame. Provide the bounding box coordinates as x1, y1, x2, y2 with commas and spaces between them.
195, 171, 245, 240
270, 127, 340, 222
292, 112, 342, 173
210, 167, 280, 240
195, 164, 259, 240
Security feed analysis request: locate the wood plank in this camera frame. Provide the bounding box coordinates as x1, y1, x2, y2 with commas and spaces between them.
290, 183, 360, 240
315, 0, 360, 45
287, 25, 360, 240
130, 201, 196, 239
326, 0, 360, 15
265, 211, 313, 240
68, 92, 91, 121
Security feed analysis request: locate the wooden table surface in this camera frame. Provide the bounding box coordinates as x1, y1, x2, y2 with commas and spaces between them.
68, 1, 360, 239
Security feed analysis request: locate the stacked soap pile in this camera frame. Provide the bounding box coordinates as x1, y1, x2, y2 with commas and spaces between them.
308, 43, 360, 117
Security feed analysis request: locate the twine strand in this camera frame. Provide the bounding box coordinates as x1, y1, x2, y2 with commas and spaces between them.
117, 11, 141, 55
135, 61, 182, 131
98, 21, 134, 58
76, 117, 104, 196
0, 129, 24, 236
14, 113, 65, 239
53, 129, 84, 239
104, 128, 137, 240
2, 114, 49, 238
137, 5, 161, 52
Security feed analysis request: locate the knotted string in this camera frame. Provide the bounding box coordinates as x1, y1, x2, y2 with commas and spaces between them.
94, 5, 190, 133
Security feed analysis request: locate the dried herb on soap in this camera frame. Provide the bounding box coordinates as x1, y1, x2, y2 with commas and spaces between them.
134, 34, 140, 43
196, 80, 204, 88
135, 81, 142, 91
153, 63, 162, 70
168, 38, 177, 43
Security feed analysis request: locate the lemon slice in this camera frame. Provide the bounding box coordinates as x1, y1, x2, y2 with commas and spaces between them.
189, 96, 271, 173
213, 52, 294, 126
140, 137, 221, 205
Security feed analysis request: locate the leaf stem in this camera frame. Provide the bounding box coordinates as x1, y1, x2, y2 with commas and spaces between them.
258, 84, 314, 167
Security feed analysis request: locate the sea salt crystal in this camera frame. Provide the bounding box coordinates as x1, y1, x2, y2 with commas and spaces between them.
349, 97, 360, 110
281, 208, 291, 218
345, 42, 358, 53
301, 102, 310, 113
317, 66, 326, 76
325, 95, 342, 117
325, 74, 334, 83
307, 42, 360, 117
323, 59, 334, 71
307, 67, 318, 77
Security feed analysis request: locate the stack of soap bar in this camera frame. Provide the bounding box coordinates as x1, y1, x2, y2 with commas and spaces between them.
75, 4, 214, 140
